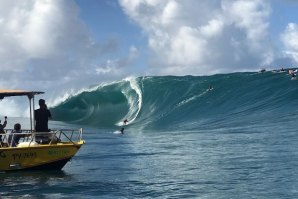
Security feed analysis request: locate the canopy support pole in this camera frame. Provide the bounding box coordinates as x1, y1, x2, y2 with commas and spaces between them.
28, 94, 34, 131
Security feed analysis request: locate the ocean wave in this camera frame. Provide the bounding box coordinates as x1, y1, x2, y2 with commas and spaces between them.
50, 72, 298, 130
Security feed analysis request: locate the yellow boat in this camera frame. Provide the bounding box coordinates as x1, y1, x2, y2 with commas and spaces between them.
0, 90, 85, 171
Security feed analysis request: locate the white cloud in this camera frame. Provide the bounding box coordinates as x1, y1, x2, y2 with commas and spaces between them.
95, 45, 139, 75
0, 99, 21, 117
222, 0, 271, 49
96, 60, 118, 75
281, 23, 298, 62
168, 26, 207, 66
200, 19, 224, 38
282, 23, 298, 51
0, 1, 139, 101
119, 0, 277, 75
0, 0, 139, 116
161, 0, 179, 26
0, 1, 96, 86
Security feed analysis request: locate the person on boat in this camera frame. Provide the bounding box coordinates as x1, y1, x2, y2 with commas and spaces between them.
8, 123, 24, 147
35, 99, 52, 143
0, 116, 7, 134
0, 116, 7, 144
35, 99, 52, 132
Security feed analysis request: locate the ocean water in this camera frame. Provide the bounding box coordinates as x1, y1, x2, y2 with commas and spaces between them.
1, 71, 298, 198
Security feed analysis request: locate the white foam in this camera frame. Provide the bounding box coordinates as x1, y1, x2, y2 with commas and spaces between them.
177, 90, 209, 107
116, 76, 143, 126
113, 130, 124, 135
48, 80, 122, 108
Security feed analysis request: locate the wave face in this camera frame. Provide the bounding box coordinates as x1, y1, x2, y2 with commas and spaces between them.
51, 72, 298, 130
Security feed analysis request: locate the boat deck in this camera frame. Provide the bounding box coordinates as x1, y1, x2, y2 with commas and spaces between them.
0, 129, 84, 148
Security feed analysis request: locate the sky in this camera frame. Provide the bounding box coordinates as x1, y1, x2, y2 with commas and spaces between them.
0, 0, 298, 116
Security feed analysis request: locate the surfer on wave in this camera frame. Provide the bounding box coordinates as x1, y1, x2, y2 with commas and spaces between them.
113, 127, 125, 135
120, 119, 128, 134
114, 120, 128, 135
208, 85, 213, 91
289, 70, 297, 80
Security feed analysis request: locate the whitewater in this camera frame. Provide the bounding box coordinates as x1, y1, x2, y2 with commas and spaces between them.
2, 71, 298, 198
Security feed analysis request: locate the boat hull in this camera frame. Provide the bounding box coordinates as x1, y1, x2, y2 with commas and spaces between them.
0, 141, 84, 171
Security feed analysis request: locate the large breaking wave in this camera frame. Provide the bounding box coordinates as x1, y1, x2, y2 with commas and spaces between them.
51, 71, 298, 130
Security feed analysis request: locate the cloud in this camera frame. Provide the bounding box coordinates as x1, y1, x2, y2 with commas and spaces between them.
0, 0, 137, 116
222, 0, 271, 48
281, 23, 298, 62
0, 1, 93, 87
0, 99, 21, 118
119, 0, 280, 75
0, 1, 135, 91
0, 1, 137, 106
95, 45, 139, 75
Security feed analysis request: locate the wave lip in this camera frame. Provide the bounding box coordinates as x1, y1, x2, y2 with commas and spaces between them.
115, 77, 143, 126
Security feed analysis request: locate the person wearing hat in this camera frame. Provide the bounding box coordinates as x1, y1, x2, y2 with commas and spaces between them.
34, 99, 52, 132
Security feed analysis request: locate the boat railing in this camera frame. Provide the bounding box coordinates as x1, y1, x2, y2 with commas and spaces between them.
0, 128, 83, 148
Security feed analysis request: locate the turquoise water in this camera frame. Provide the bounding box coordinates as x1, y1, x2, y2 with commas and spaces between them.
1, 72, 298, 198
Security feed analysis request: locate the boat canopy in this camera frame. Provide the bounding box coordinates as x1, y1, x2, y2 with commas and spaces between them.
0, 90, 44, 99
0, 89, 44, 131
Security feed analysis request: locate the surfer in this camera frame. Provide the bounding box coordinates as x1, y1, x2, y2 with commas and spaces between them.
259, 68, 266, 73
113, 120, 127, 135
289, 69, 297, 79
113, 127, 125, 135
208, 85, 213, 91
289, 69, 294, 75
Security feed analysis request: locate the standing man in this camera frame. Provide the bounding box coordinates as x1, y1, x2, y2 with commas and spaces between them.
0, 116, 7, 145
35, 99, 52, 132
0, 116, 7, 134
